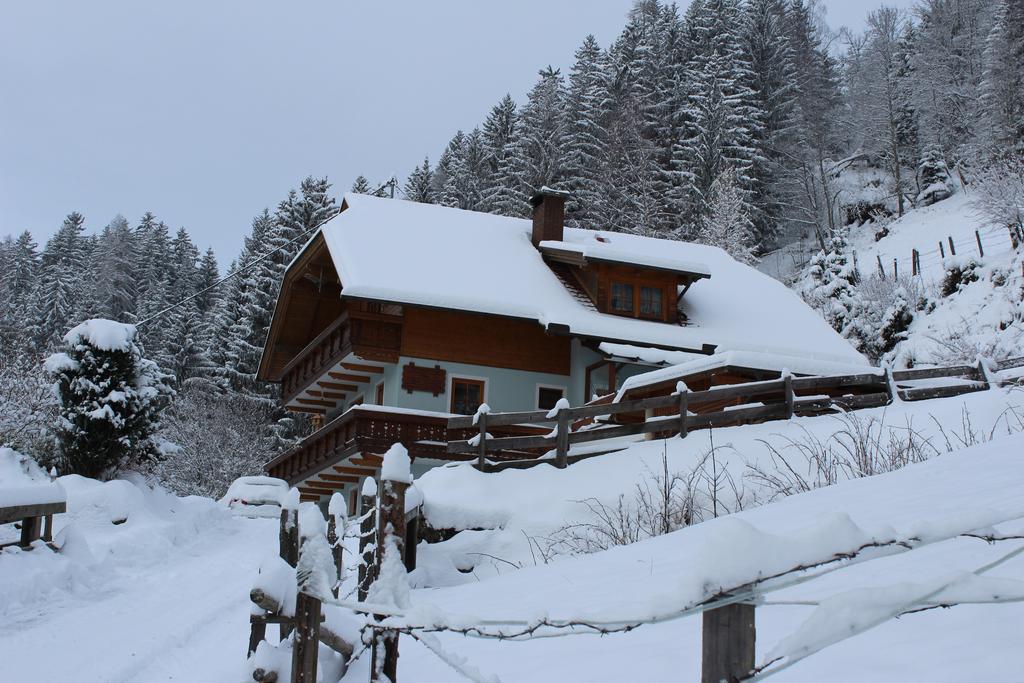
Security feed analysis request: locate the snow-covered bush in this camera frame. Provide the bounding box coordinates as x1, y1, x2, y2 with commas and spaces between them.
45, 319, 173, 479
803, 233, 860, 334
0, 352, 57, 463
940, 255, 982, 297
150, 385, 277, 498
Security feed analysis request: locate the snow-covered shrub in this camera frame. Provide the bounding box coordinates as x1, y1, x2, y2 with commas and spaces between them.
45, 319, 174, 479
803, 233, 860, 334
941, 255, 982, 297
0, 352, 57, 463
149, 385, 276, 498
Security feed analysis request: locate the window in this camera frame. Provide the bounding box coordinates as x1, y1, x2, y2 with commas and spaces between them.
611, 282, 634, 313
450, 377, 485, 415
639, 286, 663, 318
374, 382, 385, 405
537, 386, 565, 411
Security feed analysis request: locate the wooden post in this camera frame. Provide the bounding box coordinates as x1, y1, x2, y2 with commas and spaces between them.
1010, 225, 1020, 250
358, 480, 377, 603
678, 389, 689, 438
783, 373, 794, 419
975, 230, 984, 257
476, 411, 488, 471
911, 249, 919, 276
555, 407, 569, 469
247, 616, 267, 659
938, 240, 945, 259
404, 513, 419, 572
326, 517, 343, 599
948, 235, 956, 255
371, 474, 408, 683
892, 258, 898, 279
20, 515, 41, 547
279, 508, 298, 640
291, 591, 322, 683
876, 254, 885, 279
42, 514, 54, 543
701, 603, 756, 683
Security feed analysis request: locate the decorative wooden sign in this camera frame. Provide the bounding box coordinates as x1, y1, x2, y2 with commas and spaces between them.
401, 362, 446, 396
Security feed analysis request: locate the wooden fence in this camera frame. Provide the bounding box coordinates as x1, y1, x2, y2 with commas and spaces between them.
247, 481, 422, 683
864, 222, 1022, 282
447, 357, 1023, 472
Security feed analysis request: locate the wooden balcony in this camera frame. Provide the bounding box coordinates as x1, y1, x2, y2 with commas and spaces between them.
264, 404, 552, 486
280, 308, 403, 406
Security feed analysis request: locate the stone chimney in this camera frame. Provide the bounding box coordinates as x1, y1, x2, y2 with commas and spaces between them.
530, 187, 569, 246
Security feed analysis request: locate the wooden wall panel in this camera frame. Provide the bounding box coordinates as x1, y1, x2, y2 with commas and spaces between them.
401, 308, 570, 376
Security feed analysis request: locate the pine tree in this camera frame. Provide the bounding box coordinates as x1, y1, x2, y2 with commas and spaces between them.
403, 157, 434, 203
45, 319, 173, 478
979, 0, 1024, 154
699, 167, 756, 263
94, 215, 137, 321
507, 66, 568, 215
0, 231, 40, 349
34, 212, 88, 348
351, 175, 372, 194
479, 95, 522, 215
564, 35, 610, 226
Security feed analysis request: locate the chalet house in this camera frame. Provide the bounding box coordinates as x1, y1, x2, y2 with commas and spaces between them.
257, 190, 865, 506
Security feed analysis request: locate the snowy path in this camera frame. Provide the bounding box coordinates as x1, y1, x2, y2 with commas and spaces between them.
0, 516, 274, 683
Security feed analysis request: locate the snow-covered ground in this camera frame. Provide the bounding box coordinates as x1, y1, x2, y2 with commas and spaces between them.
2, 387, 1022, 682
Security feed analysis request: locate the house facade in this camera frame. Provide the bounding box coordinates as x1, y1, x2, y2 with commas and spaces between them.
257, 190, 864, 507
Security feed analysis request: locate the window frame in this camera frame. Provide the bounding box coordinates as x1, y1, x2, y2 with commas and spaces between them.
638, 285, 665, 320
535, 384, 567, 411
448, 375, 487, 415
610, 281, 635, 314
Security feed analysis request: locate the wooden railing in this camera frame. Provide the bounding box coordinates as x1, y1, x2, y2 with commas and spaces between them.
280, 310, 403, 406
448, 357, 1022, 472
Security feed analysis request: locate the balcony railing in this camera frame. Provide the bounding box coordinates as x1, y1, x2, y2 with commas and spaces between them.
264, 404, 552, 485
280, 309, 403, 405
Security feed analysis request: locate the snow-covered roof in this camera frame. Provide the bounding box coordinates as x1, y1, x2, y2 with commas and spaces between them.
538, 239, 712, 278
320, 194, 864, 364
615, 350, 881, 401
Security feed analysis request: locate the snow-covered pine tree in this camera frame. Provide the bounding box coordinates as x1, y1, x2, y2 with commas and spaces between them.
478, 94, 519, 214
675, 0, 765, 244
805, 230, 860, 335
699, 167, 756, 264
134, 214, 175, 359
351, 175, 372, 194
33, 212, 88, 349
510, 66, 568, 213
403, 157, 434, 204
439, 129, 488, 210
93, 215, 137, 322
0, 231, 40, 350
917, 144, 952, 205
45, 319, 173, 479
741, 0, 800, 247
564, 34, 610, 226
979, 0, 1024, 154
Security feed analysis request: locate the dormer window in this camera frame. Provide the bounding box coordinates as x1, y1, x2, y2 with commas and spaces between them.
639, 286, 663, 319
611, 282, 634, 313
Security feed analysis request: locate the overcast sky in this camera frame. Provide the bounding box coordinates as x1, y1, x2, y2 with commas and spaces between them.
1, 0, 914, 265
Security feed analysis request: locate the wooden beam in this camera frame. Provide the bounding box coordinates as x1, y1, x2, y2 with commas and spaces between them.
317, 381, 352, 391
324, 375, 360, 390
308, 390, 346, 400
318, 474, 360, 484
340, 363, 384, 374
328, 372, 371, 384
299, 484, 343, 496
333, 465, 378, 476
287, 405, 326, 415
296, 398, 337, 408
350, 455, 384, 467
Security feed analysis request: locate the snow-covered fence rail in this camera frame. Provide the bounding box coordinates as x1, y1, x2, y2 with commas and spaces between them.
0, 482, 66, 550
448, 357, 1024, 471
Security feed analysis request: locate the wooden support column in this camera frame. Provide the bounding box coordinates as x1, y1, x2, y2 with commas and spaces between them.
20, 516, 42, 547
702, 603, 756, 683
